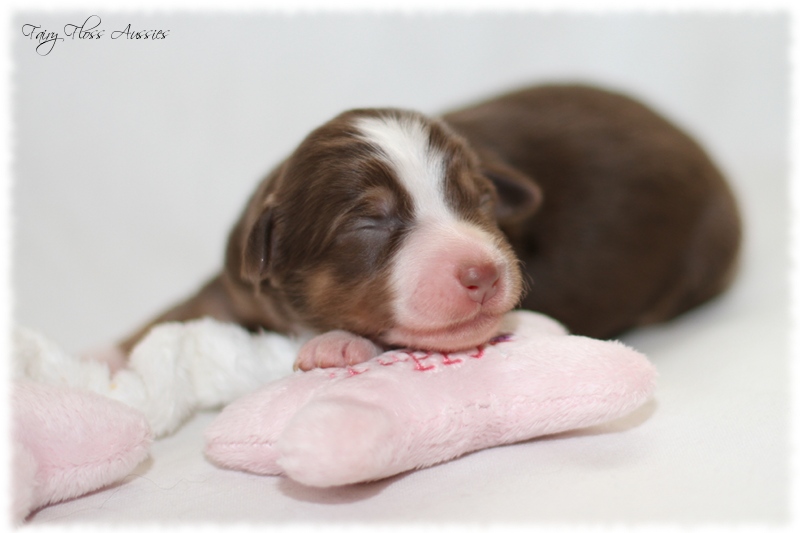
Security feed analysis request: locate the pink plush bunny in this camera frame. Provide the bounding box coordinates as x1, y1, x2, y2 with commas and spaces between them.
205, 311, 657, 487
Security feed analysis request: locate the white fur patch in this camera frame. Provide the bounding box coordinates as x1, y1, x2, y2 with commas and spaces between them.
354, 114, 453, 223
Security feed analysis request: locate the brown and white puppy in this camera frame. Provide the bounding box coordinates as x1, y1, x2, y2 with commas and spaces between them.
120, 84, 741, 371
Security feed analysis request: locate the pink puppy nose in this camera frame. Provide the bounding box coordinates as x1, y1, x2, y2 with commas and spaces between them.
458, 263, 500, 304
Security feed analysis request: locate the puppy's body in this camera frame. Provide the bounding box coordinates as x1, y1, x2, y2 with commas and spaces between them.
121, 84, 741, 366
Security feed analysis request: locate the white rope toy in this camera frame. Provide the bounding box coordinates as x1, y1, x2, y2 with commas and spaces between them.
13, 318, 303, 437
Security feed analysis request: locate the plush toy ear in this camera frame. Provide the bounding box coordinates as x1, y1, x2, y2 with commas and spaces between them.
241, 200, 277, 286
483, 160, 543, 224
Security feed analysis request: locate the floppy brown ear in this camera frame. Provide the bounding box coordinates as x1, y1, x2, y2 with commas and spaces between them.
482, 158, 543, 224
240, 201, 276, 286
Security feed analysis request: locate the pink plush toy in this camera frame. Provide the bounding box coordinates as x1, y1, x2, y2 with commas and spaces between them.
11, 309, 655, 519
205, 311, 656, 487
11, 381, 153, 523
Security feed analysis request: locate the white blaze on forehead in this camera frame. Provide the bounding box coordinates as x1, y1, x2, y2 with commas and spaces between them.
354, 114, 454, 222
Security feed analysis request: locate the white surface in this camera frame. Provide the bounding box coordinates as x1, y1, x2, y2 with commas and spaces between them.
12, 12, 788, 525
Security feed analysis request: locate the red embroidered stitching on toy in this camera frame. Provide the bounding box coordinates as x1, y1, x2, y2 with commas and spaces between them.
330, 333, 513, 379
441, 354, 462, 365
407, 352, 435, 371
329, 367, 369, 379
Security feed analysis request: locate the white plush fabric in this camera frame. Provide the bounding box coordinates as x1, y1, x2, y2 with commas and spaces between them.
11, 12, 788, 526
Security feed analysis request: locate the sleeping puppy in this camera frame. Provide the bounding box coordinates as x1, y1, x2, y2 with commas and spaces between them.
119, 84, 741, 370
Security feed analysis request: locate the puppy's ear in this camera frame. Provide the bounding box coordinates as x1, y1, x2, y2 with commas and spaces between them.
482, 159, 543, 224
240, 199, 277, 286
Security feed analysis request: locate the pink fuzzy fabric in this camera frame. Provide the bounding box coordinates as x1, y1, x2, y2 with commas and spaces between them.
205, 311, 656, 487
11, 381, 153, 523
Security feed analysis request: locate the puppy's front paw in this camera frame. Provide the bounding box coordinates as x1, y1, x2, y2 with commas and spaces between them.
294, 331, 381, 371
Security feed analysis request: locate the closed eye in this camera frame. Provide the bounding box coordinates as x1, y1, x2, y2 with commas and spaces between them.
349, 215, 395, 233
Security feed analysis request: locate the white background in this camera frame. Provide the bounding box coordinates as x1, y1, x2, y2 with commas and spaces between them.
11, 10, 790, 525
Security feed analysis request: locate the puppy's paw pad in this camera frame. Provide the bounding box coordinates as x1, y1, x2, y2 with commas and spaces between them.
294, 331, 379, 371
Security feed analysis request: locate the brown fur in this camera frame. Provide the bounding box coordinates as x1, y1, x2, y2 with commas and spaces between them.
441, 85, 741, 338
119, 84, 741, 352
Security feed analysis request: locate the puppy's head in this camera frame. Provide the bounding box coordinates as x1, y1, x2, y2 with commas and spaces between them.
233, 108, 541, 351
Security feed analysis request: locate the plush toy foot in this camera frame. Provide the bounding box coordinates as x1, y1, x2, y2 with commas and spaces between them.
294, 330, 381, 371
12, 381, 152, 523
205, 311, 657, 487
277, 397, 395, 487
